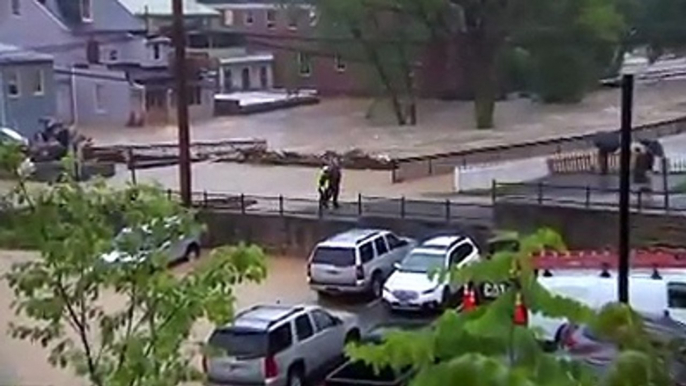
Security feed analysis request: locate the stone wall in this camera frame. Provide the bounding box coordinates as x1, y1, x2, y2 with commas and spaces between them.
197, 211, 493, 257
494, 202, 686, 249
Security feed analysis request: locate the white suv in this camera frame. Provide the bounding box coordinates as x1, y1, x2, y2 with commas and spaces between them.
383, 235, 480, 311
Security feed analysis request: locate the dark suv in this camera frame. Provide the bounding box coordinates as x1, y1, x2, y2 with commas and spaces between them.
204, 304, 360, 386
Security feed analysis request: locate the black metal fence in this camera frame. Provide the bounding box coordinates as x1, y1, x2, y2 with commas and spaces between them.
165, 190, 493, 223
493, 181, 686, 212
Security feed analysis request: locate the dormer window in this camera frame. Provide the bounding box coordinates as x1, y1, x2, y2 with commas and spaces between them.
81, 0, 92, 21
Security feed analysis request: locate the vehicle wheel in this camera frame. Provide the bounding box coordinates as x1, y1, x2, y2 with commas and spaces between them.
287, 367, 304, 386
370, 273, 383, 299
184, 244, 200, 261
440, 288, 451, 310
345, 329, 361, 344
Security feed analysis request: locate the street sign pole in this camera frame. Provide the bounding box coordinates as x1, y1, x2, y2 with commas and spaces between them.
618, 74, 634, 303
172, 0, 192, 207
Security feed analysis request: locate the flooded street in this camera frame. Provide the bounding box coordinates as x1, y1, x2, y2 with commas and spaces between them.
81, 81, 686, 158
0, 250, 400, 386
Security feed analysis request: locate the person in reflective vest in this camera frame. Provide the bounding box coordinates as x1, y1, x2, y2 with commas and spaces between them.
318, 165, 331, 209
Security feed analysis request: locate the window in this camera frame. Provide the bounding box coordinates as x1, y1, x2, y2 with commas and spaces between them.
359, 242, 374, 264
334, 54, 346, 72
294, 315, 314, 341
152, 44, 161, 60
32, 69, 44, 95
266, 9, 276, 29
385, 234, 407, 250
311, 247, 355, 267
80, 0, 92, 21
287, 10, 298, 30
297, 52, 311, 77
308, 9, 318, 26
209, 328, 269, 357
109, 50, 118, 61
6, 70, 20, 98
94, 84, 105, 112
668, 282, 686, 308
223, 68, 233, 92
223, 9, 234, 26
244, 10, 254, 25
374, 237, 388, 256
11, 0, 20, 16
268, 324, 293, 354
449, 243, 475, 266
311, 310, 336, 332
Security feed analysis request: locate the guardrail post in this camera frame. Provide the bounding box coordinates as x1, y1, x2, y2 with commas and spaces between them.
445, 199, 451, 222
166, 189, 172, 200
537, 182, 544, 204
491, 180, 496, 204
279, 195, 284, 216
585, 186, 591, 208
400, 196, 406, 218
665, 189, 670, 211
637, 190, 643, 212
318, 198, 323, 218
203, 190, 208, 208
240, 194, 245, 214
357, 194, 362, 216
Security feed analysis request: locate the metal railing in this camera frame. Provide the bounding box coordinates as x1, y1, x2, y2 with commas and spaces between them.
165, 190, 493, 223
493, 181, 686, 212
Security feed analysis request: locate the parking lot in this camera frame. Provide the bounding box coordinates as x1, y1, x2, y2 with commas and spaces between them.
0, 249, 434, 386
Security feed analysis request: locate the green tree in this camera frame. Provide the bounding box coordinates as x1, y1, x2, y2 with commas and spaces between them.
0, 145, 268, 386
314, 0, 430, 125
347, 228, 676, 386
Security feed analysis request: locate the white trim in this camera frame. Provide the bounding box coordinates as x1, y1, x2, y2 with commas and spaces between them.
33, 69, 45, 96
6, 69, 20, 99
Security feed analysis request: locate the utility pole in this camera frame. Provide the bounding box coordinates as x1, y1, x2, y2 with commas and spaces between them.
172, 0, 192, 207
618, 74, 634, 303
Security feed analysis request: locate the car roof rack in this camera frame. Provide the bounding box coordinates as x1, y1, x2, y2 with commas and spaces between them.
532, 248, 686, 279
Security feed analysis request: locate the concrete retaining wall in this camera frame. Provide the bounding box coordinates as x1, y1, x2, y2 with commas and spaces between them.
197, 211, 493, 257
494, 201, 686, 249
454, 157, 550, 192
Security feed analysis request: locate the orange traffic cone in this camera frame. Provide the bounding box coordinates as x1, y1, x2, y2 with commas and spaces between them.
462, 285, 477, 312
513, 292, 528, 326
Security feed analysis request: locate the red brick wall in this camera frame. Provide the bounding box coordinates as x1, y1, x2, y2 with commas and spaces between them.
221, 6, 470, 98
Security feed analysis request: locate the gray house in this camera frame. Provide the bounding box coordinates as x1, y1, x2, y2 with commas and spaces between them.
0, 43, 55, 138
0, 0, 159, 127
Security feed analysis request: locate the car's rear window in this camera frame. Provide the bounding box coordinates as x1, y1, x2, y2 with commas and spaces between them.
209, 328, 268, 359
311, 246, 356, 267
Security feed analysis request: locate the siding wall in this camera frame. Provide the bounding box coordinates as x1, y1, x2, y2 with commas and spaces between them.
0, 61, 56, 137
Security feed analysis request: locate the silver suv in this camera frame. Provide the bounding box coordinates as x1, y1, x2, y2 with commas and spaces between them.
307, 229, 416, 298
204, 304, 360, 386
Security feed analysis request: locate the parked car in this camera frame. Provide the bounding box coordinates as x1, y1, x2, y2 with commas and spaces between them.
0, 127, 28, 146
382, 235, 480, 311
204, 304, 361, 386
558, 313, 686, 383
307, 229, 416, 298
101, 217, 201, 264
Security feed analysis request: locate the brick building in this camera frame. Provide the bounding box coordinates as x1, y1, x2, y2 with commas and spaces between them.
199, 0, 472, 99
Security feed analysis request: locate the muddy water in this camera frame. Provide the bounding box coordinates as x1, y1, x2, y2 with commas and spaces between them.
0, 251, 314, 386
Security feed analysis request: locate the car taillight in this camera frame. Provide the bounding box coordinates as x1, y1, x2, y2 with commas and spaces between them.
264, 355, 279, 379
355, 265, 364, 280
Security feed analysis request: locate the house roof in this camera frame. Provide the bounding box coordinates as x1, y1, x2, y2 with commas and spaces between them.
0, 43, 54, 65
117, 0, 220, 16
41, 0, 145, 33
